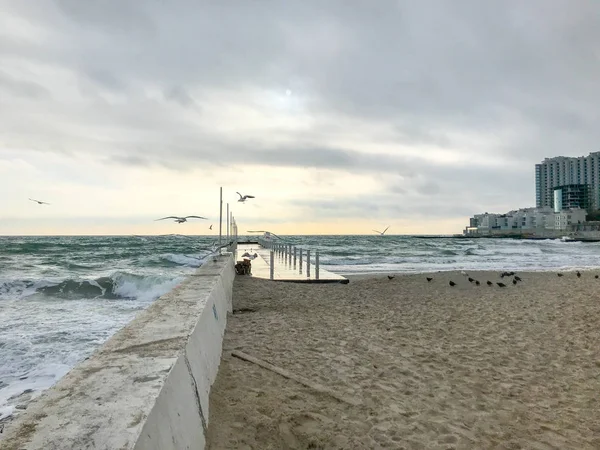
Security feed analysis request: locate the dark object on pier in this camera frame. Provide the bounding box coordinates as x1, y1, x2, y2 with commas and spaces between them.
235, 259, 252, 275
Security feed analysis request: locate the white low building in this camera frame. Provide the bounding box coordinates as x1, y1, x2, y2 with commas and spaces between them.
468, 207, 586, 232
554, 208, 586, 230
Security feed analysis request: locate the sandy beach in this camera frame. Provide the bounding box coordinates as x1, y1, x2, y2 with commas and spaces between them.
206, 270, 600, 450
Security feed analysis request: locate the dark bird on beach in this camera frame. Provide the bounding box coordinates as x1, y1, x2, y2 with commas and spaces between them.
475, 280, 480, 286
449, 281, 456, 287
468, 277, 474, 283
426, 277, 433, 282
497, 282, 506, 287
557, 273, 563, 277
486, 281, 493, 286
512, 279, 517, 285
387, 275, 395, 280
514, 276, 522, 282
576, 271, 581, 278
595, 275, 599, 279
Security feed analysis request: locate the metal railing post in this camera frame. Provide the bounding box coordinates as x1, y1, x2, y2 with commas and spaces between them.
288, 244, 292, 266
226, 203, 229, 242
270, 250, 274, 280
315, 251, 320, 280
306, 250, 311, 278
219, 187, 223, 249
293, 246, 297, 270
299, 248, 303, 274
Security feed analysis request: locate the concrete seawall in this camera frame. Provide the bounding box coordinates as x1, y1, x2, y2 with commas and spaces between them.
0, 254, 235, 450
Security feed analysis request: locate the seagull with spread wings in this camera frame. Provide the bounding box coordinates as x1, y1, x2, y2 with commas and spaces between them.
154, 215, 207, 224
29, 198, 50, 205
236, 192, 255, 203
373, 226, 390, 236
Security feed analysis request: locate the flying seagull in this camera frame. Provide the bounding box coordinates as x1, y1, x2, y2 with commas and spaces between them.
209, 224, 213, 230
29, 198, 50, 205
154, 216, 207, 224
373, 226, 390, 236
237, 192, 255, 203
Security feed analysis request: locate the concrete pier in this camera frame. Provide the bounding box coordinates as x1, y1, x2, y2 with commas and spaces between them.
235, 243, 348, 283
0, 255, 235, 450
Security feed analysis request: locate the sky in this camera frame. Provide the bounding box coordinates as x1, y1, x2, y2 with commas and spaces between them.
2, 0, 600, 235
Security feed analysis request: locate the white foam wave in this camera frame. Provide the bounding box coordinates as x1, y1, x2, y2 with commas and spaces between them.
111, 272, 184, 302
162, 253, 203, 267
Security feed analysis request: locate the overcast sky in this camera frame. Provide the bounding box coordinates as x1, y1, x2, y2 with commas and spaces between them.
1, 0, 599, 235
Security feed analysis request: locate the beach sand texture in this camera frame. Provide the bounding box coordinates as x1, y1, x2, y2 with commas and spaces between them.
206, 271, 600, 450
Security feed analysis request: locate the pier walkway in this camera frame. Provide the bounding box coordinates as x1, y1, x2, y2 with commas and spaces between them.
234, 243, 348, 283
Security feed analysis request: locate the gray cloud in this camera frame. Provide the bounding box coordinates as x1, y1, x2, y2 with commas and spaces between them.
1, 0, 599, 219
0, 71, 49, 99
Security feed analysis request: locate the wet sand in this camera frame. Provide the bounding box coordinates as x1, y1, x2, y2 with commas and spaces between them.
206, 271, 600, 449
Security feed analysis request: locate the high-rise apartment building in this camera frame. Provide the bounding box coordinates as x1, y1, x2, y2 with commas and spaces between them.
535, 151, 600, 212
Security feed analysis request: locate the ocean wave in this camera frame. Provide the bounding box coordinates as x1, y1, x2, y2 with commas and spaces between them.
0, 272, 183, 302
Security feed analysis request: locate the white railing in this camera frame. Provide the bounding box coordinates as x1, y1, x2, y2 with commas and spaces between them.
257, 238, 321, 281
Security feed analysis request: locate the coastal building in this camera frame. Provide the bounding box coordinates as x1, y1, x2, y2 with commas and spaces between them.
535, 152, 600, 211
467, 207, 585, 234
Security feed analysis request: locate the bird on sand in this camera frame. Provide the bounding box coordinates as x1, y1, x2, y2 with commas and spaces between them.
497, 282, 506, 287
373, 226, 390, 236
595, 275, 599, 279
486, 281, 493, 286
237, 192, 255, 203
576, 271, 581, 278
468, 277, 474, 283
449, 281, 456, 287
557, 273, 563, 277
426, 277, 433, 282
514, 276, 522, 282
29, 198, 50, 205
387, 275, 395, 280
155, 216, 207, 223
512, 279, 517, 285
475, 280, 480, 286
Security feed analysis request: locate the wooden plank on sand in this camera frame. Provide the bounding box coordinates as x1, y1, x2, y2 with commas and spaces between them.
231, 350, 361, 407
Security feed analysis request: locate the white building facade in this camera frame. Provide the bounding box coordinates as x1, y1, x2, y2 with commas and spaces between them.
469, 207, 585, 232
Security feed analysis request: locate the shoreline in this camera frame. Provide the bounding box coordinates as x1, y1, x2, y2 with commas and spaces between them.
337, 267, 600, 278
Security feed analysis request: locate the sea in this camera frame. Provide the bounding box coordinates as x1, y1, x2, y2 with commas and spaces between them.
2, 234, 600, 421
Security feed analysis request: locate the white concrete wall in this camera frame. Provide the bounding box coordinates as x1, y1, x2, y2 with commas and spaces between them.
0, 254, 235, 450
